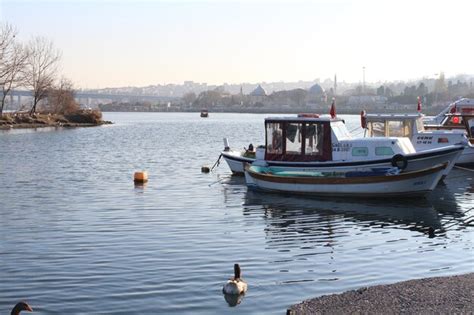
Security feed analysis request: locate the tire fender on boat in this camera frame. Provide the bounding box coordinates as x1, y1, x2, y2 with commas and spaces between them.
391, 154, 408, 170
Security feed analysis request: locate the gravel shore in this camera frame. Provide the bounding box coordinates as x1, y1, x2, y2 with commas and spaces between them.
288, 273, 474, 314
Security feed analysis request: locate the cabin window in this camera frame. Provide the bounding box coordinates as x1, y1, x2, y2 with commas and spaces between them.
285, 123, 302, 154
375, 146, 394, 156
352, 147, 368, 156
387, 120, 412, 137
369, 121, 385, 137
304, 123, 324, 155
416, 119, 425, 133
266, 122, 283, 155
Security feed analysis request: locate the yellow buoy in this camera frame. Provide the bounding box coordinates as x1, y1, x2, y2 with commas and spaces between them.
134, 171, 148, 183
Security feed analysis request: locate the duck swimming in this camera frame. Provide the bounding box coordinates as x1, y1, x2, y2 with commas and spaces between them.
223, 264, 248, 295
11, 301, 33, 315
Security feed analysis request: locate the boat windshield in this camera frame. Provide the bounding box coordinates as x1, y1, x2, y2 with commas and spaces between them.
368, 119, 414, 138
265, 120, 332, 161
387, 120, 413, 137
331, 121, 352, 139
415, 118, 425, 133
266, 122, 284, 155
304, 123, 324, 156
285, 123, 302, 154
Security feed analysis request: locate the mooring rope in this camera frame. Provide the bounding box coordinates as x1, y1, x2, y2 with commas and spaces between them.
210, 154, 222, 172
454, 165, 474, 172
208, 176, 226, 187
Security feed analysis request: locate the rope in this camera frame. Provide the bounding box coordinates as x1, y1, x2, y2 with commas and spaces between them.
210, 154, 222, 172
208, 176, 226, 187
454, 165, 474, 172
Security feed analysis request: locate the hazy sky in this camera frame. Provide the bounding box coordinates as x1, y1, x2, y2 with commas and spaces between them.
1, 0, 473, 89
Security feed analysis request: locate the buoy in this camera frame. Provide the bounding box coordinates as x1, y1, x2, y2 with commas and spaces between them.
134, 171, 148, 183
201, 166, 210, 173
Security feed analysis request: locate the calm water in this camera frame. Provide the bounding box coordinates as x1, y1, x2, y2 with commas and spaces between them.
0, 112, 473, 314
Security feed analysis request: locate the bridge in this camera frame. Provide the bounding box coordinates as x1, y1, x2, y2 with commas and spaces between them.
3, 90, 178, 107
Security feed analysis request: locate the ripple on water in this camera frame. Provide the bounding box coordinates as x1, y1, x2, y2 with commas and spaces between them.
0, 113, 472, 314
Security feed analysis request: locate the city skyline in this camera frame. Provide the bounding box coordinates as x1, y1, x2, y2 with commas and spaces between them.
2, 0, 473, 89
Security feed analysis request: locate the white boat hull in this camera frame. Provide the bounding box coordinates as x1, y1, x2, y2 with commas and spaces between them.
223, 145, 463, 178
245, 164, 446, 197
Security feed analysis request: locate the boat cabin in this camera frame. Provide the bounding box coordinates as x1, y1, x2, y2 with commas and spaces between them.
264, 114, 415, 162
364, 113, 468, 151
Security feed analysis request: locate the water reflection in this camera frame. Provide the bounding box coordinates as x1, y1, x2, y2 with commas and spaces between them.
220, 173, 468, 238
223, 293, 245, 307
244, 191, 445, 235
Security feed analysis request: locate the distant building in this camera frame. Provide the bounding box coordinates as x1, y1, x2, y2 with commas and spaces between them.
307, 83, 327, 104
249, 84, 267, 104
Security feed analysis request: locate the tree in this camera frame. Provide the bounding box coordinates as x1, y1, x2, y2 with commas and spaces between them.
23, 36, 61, 115
46, 77, 79, 114
0, 24, 28, 116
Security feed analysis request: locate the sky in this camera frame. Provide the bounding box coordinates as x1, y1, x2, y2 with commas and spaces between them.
1, 0, 473, 89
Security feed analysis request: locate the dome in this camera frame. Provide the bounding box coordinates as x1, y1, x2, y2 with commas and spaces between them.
250, 84, 267, 96
308, 84, 325, 95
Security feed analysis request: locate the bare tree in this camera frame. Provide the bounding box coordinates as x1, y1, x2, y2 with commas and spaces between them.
46, 77, 79, 114
0, 23, 28, 116
24, 36, 61, 115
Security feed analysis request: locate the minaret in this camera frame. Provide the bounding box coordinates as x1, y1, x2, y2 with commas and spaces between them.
240, 85, 243, 106
334, 74, 337, 96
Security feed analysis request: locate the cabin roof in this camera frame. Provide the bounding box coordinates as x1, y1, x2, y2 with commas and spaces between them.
264, 115, 344, 123
365, 113, 423, 121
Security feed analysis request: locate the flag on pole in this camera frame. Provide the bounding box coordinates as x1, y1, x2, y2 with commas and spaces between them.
417, 96, 422, 112
330, 98, 336, 118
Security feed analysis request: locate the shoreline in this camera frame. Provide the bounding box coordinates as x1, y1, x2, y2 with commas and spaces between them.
287, 273, 474, 314
0, 112, 112, 130
0, 121, 111, 130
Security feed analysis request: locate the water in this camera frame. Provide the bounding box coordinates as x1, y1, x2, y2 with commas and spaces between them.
0, 113, 472, 314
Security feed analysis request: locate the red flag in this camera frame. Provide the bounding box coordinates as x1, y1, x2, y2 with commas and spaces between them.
417, 96, 422, 112
330, 98, 336, 118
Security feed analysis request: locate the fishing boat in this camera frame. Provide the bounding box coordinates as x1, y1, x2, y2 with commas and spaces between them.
200, 109, 209, 118
423, 98, 474, 125
425, 113, 474, 141
363, 112, 474, 166
221, 114, 463, 176
244, 163, 447, 197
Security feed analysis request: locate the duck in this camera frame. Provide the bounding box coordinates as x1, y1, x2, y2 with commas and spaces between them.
11, 301, 33, 315
223, 264, 248, 295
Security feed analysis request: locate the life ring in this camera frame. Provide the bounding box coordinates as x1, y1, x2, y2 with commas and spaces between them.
391, 154, 408, 170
